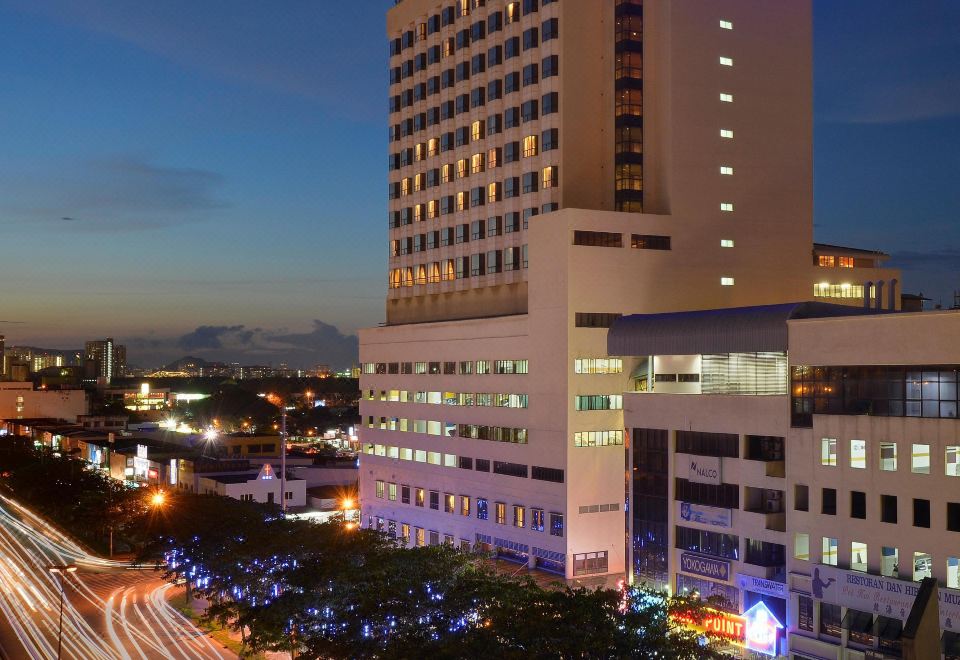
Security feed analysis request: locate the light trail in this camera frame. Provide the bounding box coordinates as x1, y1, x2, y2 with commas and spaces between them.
0, 496, 233, 659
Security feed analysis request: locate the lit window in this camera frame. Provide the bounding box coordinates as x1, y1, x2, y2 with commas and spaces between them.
720, 239, 734, 248
471, 153, 485, 174
912, 443, 930, 474
914, 552, 933, 581
821, 438, 837, 466
495, 502, 506, 525
441, 164, 452, 183
947, 446, 960, 476
818, 255, 835, 267
822, 537, 838, 566
882, 546, 899, 577
513, 505, 524, 528
720, 20, 733, 30
720, 93, 733, 103
850, 439, 866, 469
950, 557, 960, 589
880, 442, 897, 471
839, 256, 855, 268
851, 542, 868, 572
794, 533, 809, 561
460, 496, 470, 516
719, 56, 733, 67
720, 166, 734, 175
471, 120, 485, 142
523, 135, 538, 157
542, 165, 557, 189
720, 129, 734, 139
720, 277, 735, 286
720, 202, 734, 212
457, 159, 469, 179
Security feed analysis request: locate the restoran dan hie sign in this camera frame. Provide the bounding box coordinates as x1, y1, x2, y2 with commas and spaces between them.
675, 453, 722, 485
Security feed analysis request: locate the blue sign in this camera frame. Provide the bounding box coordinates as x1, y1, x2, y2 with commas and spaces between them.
742, 601, 783, 657
680, 502, 732, 528
680, 552, 730, 581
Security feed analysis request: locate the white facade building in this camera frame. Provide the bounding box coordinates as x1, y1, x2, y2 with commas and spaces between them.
198, 463, 307, 507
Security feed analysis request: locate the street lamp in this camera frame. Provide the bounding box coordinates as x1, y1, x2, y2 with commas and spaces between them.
150, 489, 166, 508
48, 564, 77, 659
265, 393, 288, 513
341, 497, 354, 527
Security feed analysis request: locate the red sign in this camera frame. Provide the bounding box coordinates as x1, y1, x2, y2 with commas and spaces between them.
675, 609, 746, 642
147, 468, 159, 480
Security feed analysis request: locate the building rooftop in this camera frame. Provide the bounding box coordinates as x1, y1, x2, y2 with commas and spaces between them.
813, 242, 891, 258
608, 302, 884, 357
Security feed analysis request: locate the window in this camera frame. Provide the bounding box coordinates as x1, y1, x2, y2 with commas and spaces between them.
720, 129, 734, 139
522, 171, 538, 193
493, 461, 528, 478
720, 166, 734, 176
947, 446, 960, 476
495, 502, 506, 525
574, 231, 622, 248
720, 277, 735, 286
881, 494, 897, 523
851, 541, 868, 572
914, 498, 930, 528
542, 17, 558, 41
542, 166, 557, 188
794, 533, 809, 561
720, 20, 733, 30
429, 490, 439, 510
914, 552, 933, 581
850, 439, 866, 469
531, 466, 564, 483
575, 394, 623, 411
851, 491, 866, 519
912, 443, 930, 473
675, 526, 740, 560
542, 128, 558, 151
531, 508, 544, 532
794, 484, 809, 511
631, 234, 671, 250
477, 497, 488, 520
542, 91, 558, 114
950, 557, 960, 589
822, 488, 837, 515
719, 56, 733, 67
522, 134, 538, 157
415, 487, 425, 507
820, 602, 841, 638
839, 256, 855, 268
513, 505, 525, 528
880, 442, 897, 471
550, 512, 564, 537
720, 93, 733, 103
949, 502, 960, 532
720, 239, 734, 248
388, 483, 397, 501
444, 493, 455, 513
401, 485, 410, 504
575, 312, 622, 328
822, 536, 838, 565
821, 437, 837, 466
882, 546, 899, 577
720, 202, 734, 212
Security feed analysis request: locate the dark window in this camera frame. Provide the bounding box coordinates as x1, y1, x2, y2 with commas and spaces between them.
531, 466, 564, 483
522, 171, 538, 193
794, 484, 809, 511
523, 63, 539, 86
820, 603, 842, 638
542, 127, 559, 150
523, 0, 539, 14
493, 461, 528, 478
575, 312, 622, 328
631, 234, 671, 250
458, 456, 473, 470
675, 479, 739, 509
429, 490, 439, 510
504, 140, 520, 161
521, 99, 538, 122
401, 485, 410, 504
550, 512, 564, 537
471, 54, 486, 75
914, 498, 930, 528
675, 525, 739, 560
505, 107, 520, 128
542, 91, 559, 114
881, 494, 898, 523
542, 17, 558, 40
487, 79, 503, 100
487, 11, 503, 33
573, 230, 622, 248
851, 491, 866, 519
488, 44, 503, 66
505, 72, 520, 94
949, 502, 960, 532
476, 458, 491, 472
505, 36, 520, 59
504, 177, 519, 198
822, 488, 837, 515
523, 28, 539, 50
542, 54, 559, 78
676, 431, 739, 458
744, 539, 786, 567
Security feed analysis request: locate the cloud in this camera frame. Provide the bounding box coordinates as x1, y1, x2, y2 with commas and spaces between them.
125, 320, 360, 369
0, 154, 227, 231
820, 76, 960, 125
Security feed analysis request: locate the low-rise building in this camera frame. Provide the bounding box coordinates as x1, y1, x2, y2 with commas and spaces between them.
198, 463, 306, 507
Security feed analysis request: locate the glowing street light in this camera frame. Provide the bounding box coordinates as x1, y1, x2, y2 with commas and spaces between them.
150, 490, 166, 508
48, 564, 78, 659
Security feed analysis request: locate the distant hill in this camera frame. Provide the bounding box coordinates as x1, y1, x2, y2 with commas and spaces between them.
161, 356, 215, 371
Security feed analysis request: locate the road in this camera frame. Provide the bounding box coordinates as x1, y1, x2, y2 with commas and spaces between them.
0, 494, 235, 659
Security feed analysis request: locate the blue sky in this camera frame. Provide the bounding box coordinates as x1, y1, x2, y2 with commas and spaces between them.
0, 0, 957, 367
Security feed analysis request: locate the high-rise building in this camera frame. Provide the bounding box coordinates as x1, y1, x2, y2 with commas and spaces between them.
84, 338, 126, 383
359, 0, 889, 584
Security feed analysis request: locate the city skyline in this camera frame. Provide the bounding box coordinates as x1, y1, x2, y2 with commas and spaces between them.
0, 0, 957, 368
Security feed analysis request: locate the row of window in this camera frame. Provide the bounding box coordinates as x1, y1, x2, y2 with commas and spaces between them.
573, 430, 624, 447
390, 92, 559, 143
388, 248, 528, 287
798, 485, 960, 533
574, 394, 623, 411
391, 1, 554, 59
362, 359, 528, 375
390, 167, 559, 207
817, 255, 856, 269
364, 416, 529, 444
364, 389, 528, 408
390, 49, 559, 114
820, 437, 960, 475
574, 358, 623, 375
390, 199, 557, 230
794, 534, 959, 588
391, 129, 558, 175
572, 231, 672, 251
363, 442, 563, 483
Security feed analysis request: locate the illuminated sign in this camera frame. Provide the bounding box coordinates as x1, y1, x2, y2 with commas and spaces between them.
742, 601, 783, 656
147, 468, 159, 480
680, 552, 730, 581
675, 609, 745, 642
258, 463, 275, 480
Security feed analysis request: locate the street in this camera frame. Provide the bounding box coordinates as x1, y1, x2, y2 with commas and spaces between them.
0, 494, 234, 659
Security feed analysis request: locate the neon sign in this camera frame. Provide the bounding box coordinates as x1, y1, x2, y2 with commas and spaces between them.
742, 601, 783, 657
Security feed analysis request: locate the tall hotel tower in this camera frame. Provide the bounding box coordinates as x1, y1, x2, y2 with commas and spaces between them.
360, 0, 814, 583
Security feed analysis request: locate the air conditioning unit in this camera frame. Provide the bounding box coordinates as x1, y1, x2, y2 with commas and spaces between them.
765, 499, 781, 513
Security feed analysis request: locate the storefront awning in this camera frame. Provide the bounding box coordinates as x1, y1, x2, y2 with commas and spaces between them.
841, 608, 874, 632
875, 615, 903, 640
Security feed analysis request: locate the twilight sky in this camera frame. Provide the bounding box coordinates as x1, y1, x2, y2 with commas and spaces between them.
0, 0, 957, 368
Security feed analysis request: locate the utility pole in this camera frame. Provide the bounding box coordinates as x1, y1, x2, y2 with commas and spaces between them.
280, 401, 287, 514
48, 564, 77, 659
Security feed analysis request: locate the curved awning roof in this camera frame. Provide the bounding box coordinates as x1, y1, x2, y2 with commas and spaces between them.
607, 302, 879, 357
